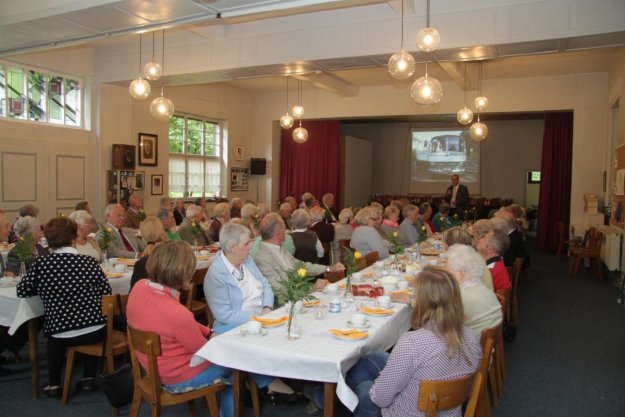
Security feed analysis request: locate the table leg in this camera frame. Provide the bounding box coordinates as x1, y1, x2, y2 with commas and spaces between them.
323, 382, 336, 417
233, 369, 242, 417
27, 318, 39, 399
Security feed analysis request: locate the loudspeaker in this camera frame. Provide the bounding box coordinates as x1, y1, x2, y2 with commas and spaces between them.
250, 158, 266, 175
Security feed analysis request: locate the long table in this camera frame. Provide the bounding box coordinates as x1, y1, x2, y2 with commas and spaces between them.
193, 272, 412, 417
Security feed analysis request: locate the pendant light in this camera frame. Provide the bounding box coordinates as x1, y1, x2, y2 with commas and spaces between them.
474, 61, 489, 111
143, 31, 162, 81
456, 62, 473, 125
388, 0, 415, 80
470, 114, 488, 141
129, 34, 151, 100
416, 0, 440, 52
410, 62, 442, 105
150, 30, 174, 122
279, 77, 294, 129
293, 120, 308, 143
292, 79, 305, 119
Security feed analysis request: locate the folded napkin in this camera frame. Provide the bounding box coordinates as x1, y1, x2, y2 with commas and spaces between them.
329, 329, 368, 339
196, 255, 209, 260
338, 283, 346, 289
117, 258, 136, 264
360, 306, 394, 315
389, 289, 410, 295
252, 315, 288, 326
105, 272, 124, 278
303, 299, 321, 307
363, 272, 375, 278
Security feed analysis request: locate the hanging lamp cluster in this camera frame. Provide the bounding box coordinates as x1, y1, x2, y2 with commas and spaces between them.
278, 77, 308, 143
129, 30, 174, 123
469, 61, 489, 141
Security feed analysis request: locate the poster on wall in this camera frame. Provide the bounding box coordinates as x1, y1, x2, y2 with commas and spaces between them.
231, 167, 249, 192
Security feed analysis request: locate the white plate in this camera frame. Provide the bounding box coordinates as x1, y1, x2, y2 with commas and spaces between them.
237, 329, 269, 336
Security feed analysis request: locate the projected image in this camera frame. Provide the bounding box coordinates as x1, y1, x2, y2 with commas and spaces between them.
410, 129, 480, 194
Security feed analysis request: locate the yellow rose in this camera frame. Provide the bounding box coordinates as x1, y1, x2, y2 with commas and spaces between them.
106, 227, 113, 233
421, 226, 426, 231
354, 251, 362, 259
392, 231, 398, 238
192, 222, 197, 227
297, 268, 307, 277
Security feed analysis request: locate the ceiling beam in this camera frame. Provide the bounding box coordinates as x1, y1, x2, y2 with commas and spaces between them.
292, 72, 359, 97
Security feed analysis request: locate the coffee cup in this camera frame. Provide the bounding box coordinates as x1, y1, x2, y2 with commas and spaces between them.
352, 313, 366, 327
377, 295, 392, 308
397, 280, 409, 290
325, 283, 338, 294
114, 263, 127, 272
246, 320, 262, 334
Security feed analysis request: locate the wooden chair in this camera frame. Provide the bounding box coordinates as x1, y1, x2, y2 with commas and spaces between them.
475, 338, 495, 417
417, 371, 483, 417
184, 268, 211, 324
127, 324, 225, 417
324, 270, 345, 283
568, 227, 604, 280
338, 239, 350, 263
364, 251, 379, 267
355, 254, 367, 271
556, 221, 581, 260
495, 288, 511, 324
62, 294, 129, 411
321, 241, 332, 265
481, 323, 505, 405
509, 257, 524, 325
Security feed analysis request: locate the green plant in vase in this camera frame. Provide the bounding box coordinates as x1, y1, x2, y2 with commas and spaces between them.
14, 233, 35, 277
388, 231, 404, 269
274, 261, 316, 339
98, 227, 114, 252
342, 247, 362, 296
191, 222, 203, 251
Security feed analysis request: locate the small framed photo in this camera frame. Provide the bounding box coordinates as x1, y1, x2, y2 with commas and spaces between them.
138, 133, 158, 166
151, 174, 163, 195
236, 145, 244, 161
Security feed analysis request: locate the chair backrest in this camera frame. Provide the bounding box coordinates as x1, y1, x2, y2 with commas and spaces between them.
102, 294, 129, 355
588, 228, 603, 254
324, 270, 345, 283
185, 267, 208, 310
127, 324, 163, 399
321, 241, 332, 265
495, 288, 511, 323
365, 251, 379, 266
417, 372, 482, 417
480, 322, 502, 347
338, 239, 350, 263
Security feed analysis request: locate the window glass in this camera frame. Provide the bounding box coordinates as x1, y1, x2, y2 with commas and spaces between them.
7, 67, 25, 119
27, 70, 46, 122
0, 64, 5, 117
64, 78, 81, 126
48, 76, 63, 124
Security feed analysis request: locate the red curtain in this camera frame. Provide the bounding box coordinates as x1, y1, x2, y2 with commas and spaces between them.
280, 120, 341, 204
536, 112, 574, 251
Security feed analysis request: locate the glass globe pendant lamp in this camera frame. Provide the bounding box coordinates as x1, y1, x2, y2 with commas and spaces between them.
416, 0, 440, 52
470, 116, 488, 141
280, 113, 294, 129
474, 61, 489, 111
143, 31, 162, 81
388, 0, 415, 80
150, 88, 174, 122
410, 63, 442, 105
129, 34, 151, 100
292, 79, 305, 119
293, 121, 308, 143
457, 107, 474, 125
475, 96, 489, 111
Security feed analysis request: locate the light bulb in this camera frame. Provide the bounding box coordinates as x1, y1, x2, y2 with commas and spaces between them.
143, 62, 162, 81
150, 96, 174, 122
292, 105, 305, 119
416, 27, 440, 52
388, 50, 415, 80
280, 113, 294, 129
470, 121, 488, 141
293, 127, 308, 143
410, 74, 442, 105
474, 96, 489, 111
456, 107, 474, 125
129, 77, 151, 100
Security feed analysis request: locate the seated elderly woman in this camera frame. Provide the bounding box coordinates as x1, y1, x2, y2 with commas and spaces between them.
17, 216, 111, 396
380, 205, 400, 238
445, 244, 503, 334
156, 208, 181, 241
208, 202, 231, 242
432, 201, 459, 232
7, 215, 47, 275
443, 226, 493, 290
68, 210, 103, 261
332, 208, 353, 263
290, 209, 323, 264
349, 207, 389, 260
130, 216, 166, 289
241, 203, 259, 237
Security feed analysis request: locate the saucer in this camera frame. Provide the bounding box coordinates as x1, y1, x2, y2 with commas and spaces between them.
347, 320, 371, 330
324, 288, 339, 295
237, 328, 268, 336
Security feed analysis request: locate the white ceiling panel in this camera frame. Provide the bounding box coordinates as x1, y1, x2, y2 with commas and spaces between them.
62, 5, 151, 32
114, 0, 212, 22
19, 18, 99, 41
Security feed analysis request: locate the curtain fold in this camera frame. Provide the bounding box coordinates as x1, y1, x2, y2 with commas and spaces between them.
280, 120, 341, 204
537, 112, 574, 251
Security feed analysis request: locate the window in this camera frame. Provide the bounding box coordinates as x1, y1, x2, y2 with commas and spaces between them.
0, 62, 82, 127
168, 114, 223, 198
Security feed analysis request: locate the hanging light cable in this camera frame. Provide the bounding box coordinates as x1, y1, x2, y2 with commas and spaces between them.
410, 62, 442, 105
280, 76, 294, 129
388, 0, 415, 80
457, 62, 474, 125
150, 30, 174, 122
416, 0, 440, 52
292, 79, 305, 119
474, 61, 489, 110
144, 31, 162, 81
129, 33, 151, 100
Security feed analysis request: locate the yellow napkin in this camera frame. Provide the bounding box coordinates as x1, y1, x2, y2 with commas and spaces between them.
303, 299, 321, 307
252, 316, 288, 327
389, 289, 410, 295
105, 272, 124, 278
338, 283, 346, 289
363, 272, 375, 278
329, 329, 368, 339
360, 306, 394, 315
196, 255, 209, 260
117, 258, 136, 264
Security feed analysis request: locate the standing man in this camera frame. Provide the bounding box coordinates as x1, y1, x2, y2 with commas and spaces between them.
444, 174, 469, 218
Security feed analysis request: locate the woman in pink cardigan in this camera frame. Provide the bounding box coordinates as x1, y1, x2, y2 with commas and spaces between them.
127, 240, 234, 417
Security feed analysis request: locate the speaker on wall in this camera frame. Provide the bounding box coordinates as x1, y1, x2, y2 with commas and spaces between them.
250, 158, 266, 175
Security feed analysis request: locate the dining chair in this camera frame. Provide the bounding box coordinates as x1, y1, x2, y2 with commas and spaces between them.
338, 239, 350, 263
417, 371, 482, 417
569, 227, 604, 280
355, 254, 368, 271
324, 270, 345, 283
62, 294, 129, 413
509, 257, 524, 325
481, 323, 505, 405
475, 338, 495, 417
127, 324, 224, 417
364, 251, 379, 266
495, 288, 511, 324
556, 221, 581, 260
184, 267, 211, 324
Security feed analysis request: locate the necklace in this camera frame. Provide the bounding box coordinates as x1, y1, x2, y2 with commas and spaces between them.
233, 265, 245, 282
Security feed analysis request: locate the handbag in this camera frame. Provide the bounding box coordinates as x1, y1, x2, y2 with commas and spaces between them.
100, 294, 134, 408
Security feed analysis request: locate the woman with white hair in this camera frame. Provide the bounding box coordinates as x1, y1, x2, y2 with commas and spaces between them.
445, 244, 503, 334
332, 208, 354, 263
291, 209, 323, 263
208, 202, 231, 242
7, 215, 47, 275
240, 203, 259, 237
68, 210, 103, 261
350, 207, 389, 259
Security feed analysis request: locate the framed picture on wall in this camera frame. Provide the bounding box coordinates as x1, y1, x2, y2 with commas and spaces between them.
231, 167, 249, 191
138, 133, 158, 166
151, 175, 163, 195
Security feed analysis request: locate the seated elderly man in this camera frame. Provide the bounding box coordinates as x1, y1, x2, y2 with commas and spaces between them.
156, 208, 181, 240
97, 203, 146, 259
177, 204, 212, 246
291, 209, 323, 264
278, 202, 293, 231
432, 201, 459, 232
254, 213, 344, 297
300, 192, 316, 210
475, 228, 512, 292
398, 204, 422, 247
124, 194, 144, 229
321, 193, 338, 223
208, 202, 230, 242
446, 244, 503, 334
350, 207, 390, 260
495, 207, 530, 269
443, 226, 493, 291
419, 203, 436, 237
309, 206, 335, 245
230, 197, 243, 219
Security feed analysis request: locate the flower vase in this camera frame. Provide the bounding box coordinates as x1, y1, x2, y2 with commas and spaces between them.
193, 239, 199, 254
18, 262, 27, 279
286, 305, 300, 340
391, 254, 400, 271
101, 250, 108, 271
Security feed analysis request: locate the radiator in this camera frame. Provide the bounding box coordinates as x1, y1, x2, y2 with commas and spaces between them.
597, 225, 623, 271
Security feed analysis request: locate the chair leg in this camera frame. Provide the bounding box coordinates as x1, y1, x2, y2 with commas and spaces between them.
151, 403, 161, 417
111, 407, 119, 417
247, 375, 261, 417
556, 243, 562, 260
568, 254, 576, 274
129, 385, 142, 417
206, 392, 220, 417
573, 256, 583, 276
187, 399, 198, 417
61, 348, 76, 405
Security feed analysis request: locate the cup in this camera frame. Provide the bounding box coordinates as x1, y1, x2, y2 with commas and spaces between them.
199, 249, 210, 256
246, 320, 262, 334
325, 283, 338, 294
352, 313, 366, 327
397, 280, 409, 290
114, 263, 127, 272
377, 295, 392, 308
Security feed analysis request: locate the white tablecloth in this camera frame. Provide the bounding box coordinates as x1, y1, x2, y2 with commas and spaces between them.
193, 281, 411, 411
